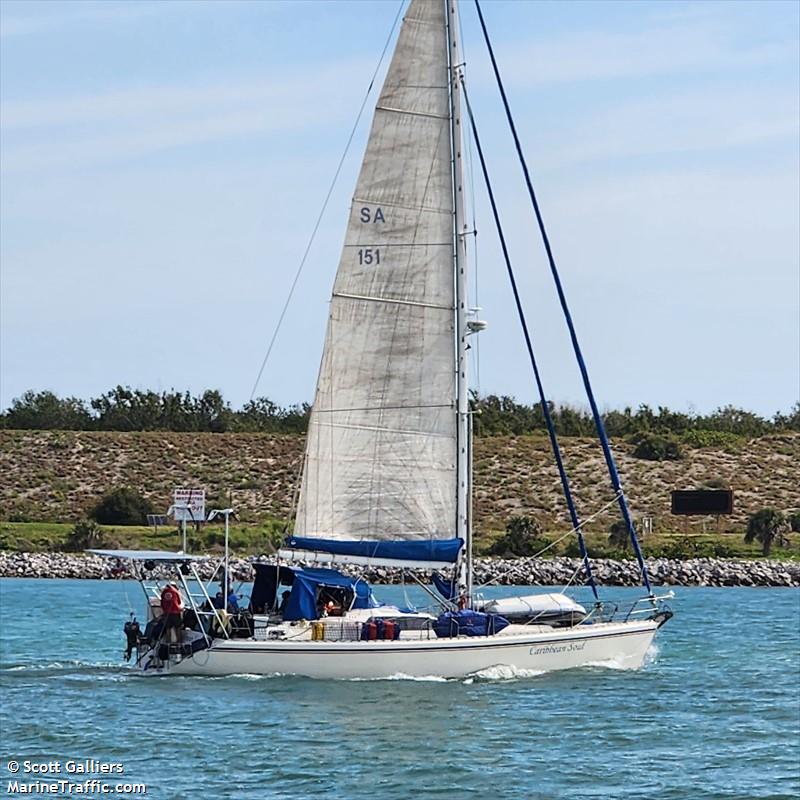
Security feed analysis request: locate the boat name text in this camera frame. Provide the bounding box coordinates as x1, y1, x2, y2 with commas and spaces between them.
529, 641, 586, 656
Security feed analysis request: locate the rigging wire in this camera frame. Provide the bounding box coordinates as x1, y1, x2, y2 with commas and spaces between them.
473, 0, 652, 595
461, 78, 598, 599
249, 0, 406, 401
475, 491, 622, 591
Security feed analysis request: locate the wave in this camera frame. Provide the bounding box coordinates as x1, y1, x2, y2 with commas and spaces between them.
351, 673, 451, 683
465, 664, 547, 683
581, 658, 634, 670
1, 659, 128, 677
197, 671, 453, 683
582, 642, 661, 672
207, 672, 286, 681
643, 642, 660, 668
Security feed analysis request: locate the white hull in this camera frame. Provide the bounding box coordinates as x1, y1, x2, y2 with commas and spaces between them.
153, 620, 658, 679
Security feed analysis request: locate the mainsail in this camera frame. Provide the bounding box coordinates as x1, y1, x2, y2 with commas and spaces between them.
291, 0, 461, 564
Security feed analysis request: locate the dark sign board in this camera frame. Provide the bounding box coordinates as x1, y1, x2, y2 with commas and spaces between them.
671, 490, 733, 516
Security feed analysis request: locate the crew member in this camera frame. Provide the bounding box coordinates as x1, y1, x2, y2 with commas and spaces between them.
160, 582, 184, 644
325, 597, 342, 617
213, 584, 240, 612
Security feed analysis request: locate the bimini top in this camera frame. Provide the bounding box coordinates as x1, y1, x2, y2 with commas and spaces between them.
283, 566, 376, 622
87, 549, 207, 563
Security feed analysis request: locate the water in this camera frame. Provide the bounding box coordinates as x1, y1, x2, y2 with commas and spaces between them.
1, 580, 798, 799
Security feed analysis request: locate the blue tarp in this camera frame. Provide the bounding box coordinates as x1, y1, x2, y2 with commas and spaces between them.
431, 571, 457, 602
433, 610, 510, 638
283, 567, 376, 621
287, 537, 464, 563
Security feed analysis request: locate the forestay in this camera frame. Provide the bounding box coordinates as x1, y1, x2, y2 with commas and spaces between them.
293, 0, 460, 563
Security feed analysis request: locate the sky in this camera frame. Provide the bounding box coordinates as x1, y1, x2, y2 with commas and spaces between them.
1, 0, 798, 417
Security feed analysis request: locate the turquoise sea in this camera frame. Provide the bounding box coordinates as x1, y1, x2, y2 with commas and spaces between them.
1, 580, 798, 799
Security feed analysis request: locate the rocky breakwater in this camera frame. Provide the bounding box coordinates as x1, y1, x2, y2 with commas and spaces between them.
470, 557, 800, 588
0, 551, 799, 587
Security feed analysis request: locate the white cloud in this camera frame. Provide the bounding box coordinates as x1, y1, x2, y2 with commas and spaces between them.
474, 8, 797, 87
541, 86, 799, 168
0, 59, 373, 173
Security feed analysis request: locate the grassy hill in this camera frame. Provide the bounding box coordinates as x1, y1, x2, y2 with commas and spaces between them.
1, 430, 797, 552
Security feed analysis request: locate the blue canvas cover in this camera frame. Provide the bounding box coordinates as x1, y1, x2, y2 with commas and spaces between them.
250, 564, 297, 613
287, 537, 463, 564
433, 610, 510, 638
282, 567, 376, 621
431, 571, 457, 602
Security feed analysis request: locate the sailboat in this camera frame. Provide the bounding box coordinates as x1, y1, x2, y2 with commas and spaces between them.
93, 0, 672, 679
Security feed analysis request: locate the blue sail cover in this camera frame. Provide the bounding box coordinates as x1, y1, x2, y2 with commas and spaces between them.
283, 567, 377, 622
287, 537, 463, 564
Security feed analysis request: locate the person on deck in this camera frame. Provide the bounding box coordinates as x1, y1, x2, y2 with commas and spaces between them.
160, 582, 184, 644
325, 599, 338, 616
213, 584, 239, 612
278, 590, 291, 614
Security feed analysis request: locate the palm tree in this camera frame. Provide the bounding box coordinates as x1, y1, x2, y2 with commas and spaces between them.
744, 509, 789, 556
65, 519, 104, 551
490, 515, 545, 557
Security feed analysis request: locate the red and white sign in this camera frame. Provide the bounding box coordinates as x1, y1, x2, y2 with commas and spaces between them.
172, 488, 206, 522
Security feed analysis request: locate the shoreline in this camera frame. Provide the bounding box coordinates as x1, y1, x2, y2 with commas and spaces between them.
1, 552, 798, 587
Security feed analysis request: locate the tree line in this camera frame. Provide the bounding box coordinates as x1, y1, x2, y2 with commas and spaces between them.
1, 387, 797, 438
470, 394, 799, 438
0, 388, 309, 434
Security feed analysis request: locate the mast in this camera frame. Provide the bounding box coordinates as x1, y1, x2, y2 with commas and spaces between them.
446, 0, 471, 601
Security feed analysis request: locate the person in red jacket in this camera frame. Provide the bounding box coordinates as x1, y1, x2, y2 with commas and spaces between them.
160, 582, 184, 643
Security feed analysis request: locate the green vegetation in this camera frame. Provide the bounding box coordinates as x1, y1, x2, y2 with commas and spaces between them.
91, 487, 153, 525
0, 388, 310, 434
745, 509, 791, 556
0, 520, 288, 555
488, 515, 550, 557
1, 387, 797, 438
477, 529, 800, 561
680, 430, 744, 450
628, 432, 684, 461
471, 395, 798, 439
1, 519, 798, 560
64, 519, 103, 551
